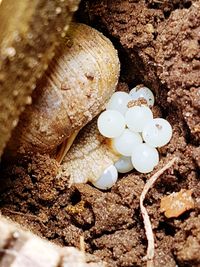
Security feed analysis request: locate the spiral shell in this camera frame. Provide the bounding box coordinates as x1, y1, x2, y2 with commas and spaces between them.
5, 23, 120, 159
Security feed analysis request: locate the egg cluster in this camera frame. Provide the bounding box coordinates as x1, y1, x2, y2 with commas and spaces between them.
93, 86, 173, 190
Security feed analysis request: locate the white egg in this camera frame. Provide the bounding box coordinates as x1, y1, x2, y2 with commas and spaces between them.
97, 110, 126, 138
113, 129, 142, 156
92, 165, 118, 190
106, 91, 131, 115
129, 86, 155, 106
115, 156, 134, 173
131, 143, 159, 173
142, 118, 173, 147
125, 106, 153, 133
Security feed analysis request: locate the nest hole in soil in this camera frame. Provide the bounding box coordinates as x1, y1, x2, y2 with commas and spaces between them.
0, 1, 200, 267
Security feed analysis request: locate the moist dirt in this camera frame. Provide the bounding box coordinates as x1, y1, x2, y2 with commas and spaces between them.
0, 1, 200, 266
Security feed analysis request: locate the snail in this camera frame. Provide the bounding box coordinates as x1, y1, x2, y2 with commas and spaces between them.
61, 87, 173, 189
4, 23, 120, 161
4, 22, 173, 191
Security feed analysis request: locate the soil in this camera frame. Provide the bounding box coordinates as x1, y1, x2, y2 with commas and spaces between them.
0, 1, 200, 267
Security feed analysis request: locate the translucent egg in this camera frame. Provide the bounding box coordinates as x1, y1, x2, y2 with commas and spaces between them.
129, 86, 155, 106
92, 165, 118, 190
115, 156, 134, 173
113, 129, 142, 156
106, 91, 131, 115
97, 110, 126, 138
125, 106, 153, 132
131, 143, 159, 173
142, 118, 173, 147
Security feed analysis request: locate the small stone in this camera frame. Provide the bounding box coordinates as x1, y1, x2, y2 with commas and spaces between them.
55, 7, 62, 14
4, 47, 16, 57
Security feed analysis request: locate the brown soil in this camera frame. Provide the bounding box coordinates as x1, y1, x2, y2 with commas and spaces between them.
0, 1, 200, 267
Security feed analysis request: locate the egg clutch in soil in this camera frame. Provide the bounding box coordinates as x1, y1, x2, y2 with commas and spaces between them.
93, 86, 172, 190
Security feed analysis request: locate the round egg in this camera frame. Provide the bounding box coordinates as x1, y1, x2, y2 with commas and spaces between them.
129, 86, 155, 106
131, 143, 159, 173
142, 118, 172, 147
113, 129, 142, 156
115, 156, 134, 173
97, 110, 125, 138
92, 165, 118, 190
106, 91, 131, 115
125, 106, 153, 132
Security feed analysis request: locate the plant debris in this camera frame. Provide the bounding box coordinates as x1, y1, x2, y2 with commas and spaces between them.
140, 157, 179, 267
160, 189, 195, 218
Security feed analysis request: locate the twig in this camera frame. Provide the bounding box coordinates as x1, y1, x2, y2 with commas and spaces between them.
140, 157, 179, 267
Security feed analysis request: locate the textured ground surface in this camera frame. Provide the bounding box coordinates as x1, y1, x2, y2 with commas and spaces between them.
0, 1, 200, 266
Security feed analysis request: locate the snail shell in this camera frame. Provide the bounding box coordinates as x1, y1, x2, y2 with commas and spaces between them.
61, 119, 120, 185
5, 23, 120, 159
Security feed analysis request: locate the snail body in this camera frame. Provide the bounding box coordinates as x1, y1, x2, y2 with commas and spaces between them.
62, 119, 120, 185
5, 23, 120, 159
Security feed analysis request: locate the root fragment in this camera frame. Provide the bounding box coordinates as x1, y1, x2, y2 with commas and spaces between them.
140, 157, 179, 267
